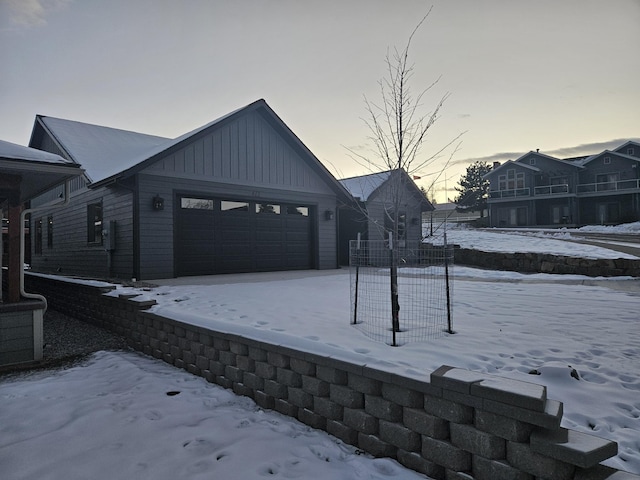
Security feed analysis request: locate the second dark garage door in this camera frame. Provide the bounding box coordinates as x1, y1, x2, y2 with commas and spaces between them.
175, 196, 313, 276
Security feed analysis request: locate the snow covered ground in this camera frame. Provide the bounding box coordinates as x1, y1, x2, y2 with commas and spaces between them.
1, 224, 639, 479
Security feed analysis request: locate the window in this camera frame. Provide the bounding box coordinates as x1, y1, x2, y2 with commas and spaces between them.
221, 200, 249, 212
287, 206, 309, 216
498, 175, 507, 190
505, 169, 524, 190
87, 202, 103, 244
596, 173, 618, 191
47, 215, 53, 248
34, 218, 43, 254
627, 148, 634, 155
384, 211, 407, 246
181, 197, 214, 209
603, 156, 611, 165
256, 203, 280, 214
529, 158, 536, 165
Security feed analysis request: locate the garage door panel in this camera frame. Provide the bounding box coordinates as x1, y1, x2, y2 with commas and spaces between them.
176, 196, 312, 276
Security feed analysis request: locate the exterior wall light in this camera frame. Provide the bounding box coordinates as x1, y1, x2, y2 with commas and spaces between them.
325, 210, 334, 221
152, 195, 165, 211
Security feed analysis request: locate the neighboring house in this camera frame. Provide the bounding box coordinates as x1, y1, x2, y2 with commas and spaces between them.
425, 202, 485, 228
27, 99, 353, 280
484, 141, 640, 227
338, 169, 433, 265
1, 139, 82, 366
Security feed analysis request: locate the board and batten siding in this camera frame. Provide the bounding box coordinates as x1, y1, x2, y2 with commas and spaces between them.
144, 111, 332, 194
136, 110, 340, 279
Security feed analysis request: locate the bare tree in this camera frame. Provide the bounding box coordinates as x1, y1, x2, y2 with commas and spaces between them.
346, 9, 462, 341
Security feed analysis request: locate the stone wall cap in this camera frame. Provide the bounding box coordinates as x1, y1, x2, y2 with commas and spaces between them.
531, 428, 618, 469
470, 375, 547, 412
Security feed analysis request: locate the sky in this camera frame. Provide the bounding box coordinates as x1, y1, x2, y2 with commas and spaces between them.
2, 226, 639, 477
1, 0, 639, 203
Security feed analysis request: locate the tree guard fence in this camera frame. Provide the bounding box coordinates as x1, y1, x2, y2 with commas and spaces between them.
349, 238, 454, 346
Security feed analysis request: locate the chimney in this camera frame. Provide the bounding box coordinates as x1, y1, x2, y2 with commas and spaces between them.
536, 148, 539, 153
493, 161, 501, 169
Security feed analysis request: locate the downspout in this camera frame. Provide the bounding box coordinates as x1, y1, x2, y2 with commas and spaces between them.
19, 180, 71, 311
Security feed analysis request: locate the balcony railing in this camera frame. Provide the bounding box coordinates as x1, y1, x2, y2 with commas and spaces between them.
576, 179, 640, 193
533, 184, 570, 196
489, 188, 530, 199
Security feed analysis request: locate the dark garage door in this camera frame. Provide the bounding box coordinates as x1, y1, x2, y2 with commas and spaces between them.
175, 196, 313, 276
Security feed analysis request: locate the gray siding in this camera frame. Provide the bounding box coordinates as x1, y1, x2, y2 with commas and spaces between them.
366, 178, 424, 250
29, 186, 135, 279
0, 311, 34, 365
136, 174, 338, 279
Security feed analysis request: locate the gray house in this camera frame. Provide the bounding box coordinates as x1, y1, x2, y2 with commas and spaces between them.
484, 141, 640, 227
338, 169, 433, 264
27, 99, 353, 280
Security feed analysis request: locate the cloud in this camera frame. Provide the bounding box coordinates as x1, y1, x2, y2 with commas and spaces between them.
3, 0, 73, 27
452, 138, 640, 167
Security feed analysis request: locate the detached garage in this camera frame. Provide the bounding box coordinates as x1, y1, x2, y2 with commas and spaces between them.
27, 99, 352, 280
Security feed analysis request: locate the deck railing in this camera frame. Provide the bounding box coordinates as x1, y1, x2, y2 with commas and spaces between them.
576, 178, 640, 193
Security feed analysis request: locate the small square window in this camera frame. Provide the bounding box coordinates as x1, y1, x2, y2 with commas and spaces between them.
628, 148, 635, 155
603, 156, 611, 164
529, 158, 536, 165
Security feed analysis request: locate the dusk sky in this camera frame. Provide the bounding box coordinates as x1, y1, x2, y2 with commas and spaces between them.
1, 0, 639, 202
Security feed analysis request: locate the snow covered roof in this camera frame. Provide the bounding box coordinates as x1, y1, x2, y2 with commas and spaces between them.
0, 139, 82, 202
339, 171, 391, 201
31, 100, 352, 204
433, 202, 458, 212
36, 116, 171, 183
0, 139, 73, 164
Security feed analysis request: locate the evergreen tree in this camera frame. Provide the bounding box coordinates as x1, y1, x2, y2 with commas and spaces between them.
454, 161, 491, 216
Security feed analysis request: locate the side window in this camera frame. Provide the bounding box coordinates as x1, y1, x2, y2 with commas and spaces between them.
87, 202, 103, 244
47, 215, 53, 249
34, 218, 43, 255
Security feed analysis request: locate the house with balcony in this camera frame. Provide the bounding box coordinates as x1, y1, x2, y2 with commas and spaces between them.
484, 140, 640, 227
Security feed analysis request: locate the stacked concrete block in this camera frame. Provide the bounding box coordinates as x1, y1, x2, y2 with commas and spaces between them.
24, 273, 640, 480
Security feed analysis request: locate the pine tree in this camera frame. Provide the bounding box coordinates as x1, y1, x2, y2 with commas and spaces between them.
454, 161, 491, 216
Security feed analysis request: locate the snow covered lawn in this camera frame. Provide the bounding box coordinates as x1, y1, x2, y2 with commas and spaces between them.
1, 351, 426, 480
1, 226, 639, 478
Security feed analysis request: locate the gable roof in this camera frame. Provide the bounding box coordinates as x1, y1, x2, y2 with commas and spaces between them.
339, 169, 433, 211
613, 140, 640, 155
484, 159, 541, 178
578, 149, 640, 166
0, 139, 83, 202
29, 99, 353, 202
31, 116, 171, 184
339, 171, 391, 201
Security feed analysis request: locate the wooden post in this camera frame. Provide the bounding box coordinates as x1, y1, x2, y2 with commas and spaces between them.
7, 201, 22, 303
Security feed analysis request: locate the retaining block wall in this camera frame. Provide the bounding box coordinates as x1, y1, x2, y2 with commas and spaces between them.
25, 273, 638, 480
453, 247, 640, 277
